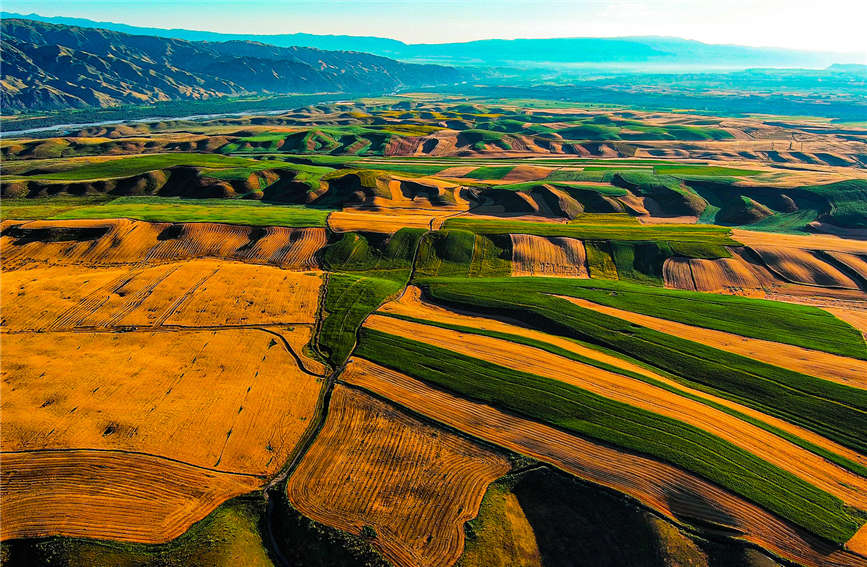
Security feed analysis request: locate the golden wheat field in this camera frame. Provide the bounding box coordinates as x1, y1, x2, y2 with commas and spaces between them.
1, 219, 327, 270
287, 385, 510, 567
341, 358, 866, 567
0, 451, 260, 543
510, 234, 588, 277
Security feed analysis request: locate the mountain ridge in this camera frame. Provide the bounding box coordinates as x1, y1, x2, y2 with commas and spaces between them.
0, 18, 466, 113
3, 11, 861, 69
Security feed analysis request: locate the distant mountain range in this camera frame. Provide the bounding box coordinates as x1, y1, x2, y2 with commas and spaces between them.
4, 11, 862, 70
0, 18, 466, 112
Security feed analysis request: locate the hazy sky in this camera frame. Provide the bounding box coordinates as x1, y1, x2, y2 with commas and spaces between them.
5, 0, 867, 54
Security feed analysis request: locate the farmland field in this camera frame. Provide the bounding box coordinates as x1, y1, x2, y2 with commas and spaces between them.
2, 94, 866, 567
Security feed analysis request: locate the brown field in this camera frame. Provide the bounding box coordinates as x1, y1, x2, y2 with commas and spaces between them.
0, 450, 260, 543
1, 329, 322, 475
363, 314, 867, 508
287, 385, 510, 567
510, 234, 588, 277
1, 261, 322, 330
341, 358, 866, 567
827, 251, 867, 281
1, 219, 326, 270
500, 165, 552, 182
664, 256, 770, 295
732, 229, 867, 254
750, 246, 861, 289
559, 295, 867, 389
328, 209, 447, 233
378, 287, 867, 470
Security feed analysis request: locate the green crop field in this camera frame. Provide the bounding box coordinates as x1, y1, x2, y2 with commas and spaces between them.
356, 329, 865, 544
442, 217, 737, 248
16, 154, 289, 181
49, 197, 332, 227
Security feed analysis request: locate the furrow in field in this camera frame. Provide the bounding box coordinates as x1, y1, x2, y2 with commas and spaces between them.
363, 314, 867, 509
342, 358, 866, 567
510, 234, 588, 277
0, 450, 260, 544
286, 385, 509, 567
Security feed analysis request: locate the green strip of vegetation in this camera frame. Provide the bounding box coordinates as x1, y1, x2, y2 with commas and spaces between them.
442, 217, 736, 246
416, 279, 867, 453
655, 165, 763, 177
356, 329, 866, 544
379, 311, 867, 479
22, 154, 288, 181
318, 273, 404, 366
48, 197, 331, 227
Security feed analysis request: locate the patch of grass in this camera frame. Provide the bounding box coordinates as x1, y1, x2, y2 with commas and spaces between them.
415, 230, 511, 278
357, 329, 866, 544
443, 217, 736, 249
462, 166, 515, 180
583, 240, 619, 279
1, 196, 116, 221
20, 154, 288, 181
318, 273, 405, 366
49, 197, 331, 227
655, 165, 763, 177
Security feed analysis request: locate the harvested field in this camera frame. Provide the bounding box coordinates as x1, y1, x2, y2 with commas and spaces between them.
828, 251, 867, 281
558, 295, 867, 389
510, 234, 588, 277
342, 358, 867, 567
1, 218, 326, 270
378, 287, 867, 470
0, 450, 259, 543
1, 329, 322, 475
287, 385, 510, 567
732, 229, 867, 254
0, 261, 322, 330
328, 210, 446, 233
663, 256, 771, 295
500, 165, 552, 182
363, 314, 867, 509
751, 246, 861, 289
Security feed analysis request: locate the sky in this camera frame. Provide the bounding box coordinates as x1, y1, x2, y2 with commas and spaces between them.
4, 0, 867, 54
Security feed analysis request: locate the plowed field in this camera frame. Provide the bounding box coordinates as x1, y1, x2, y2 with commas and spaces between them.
510, 234, 588, 277
0, 450, 260, 543
287, 385, 509, 567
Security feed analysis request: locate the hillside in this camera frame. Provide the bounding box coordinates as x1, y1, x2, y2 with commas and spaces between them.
0, 18, 465, 113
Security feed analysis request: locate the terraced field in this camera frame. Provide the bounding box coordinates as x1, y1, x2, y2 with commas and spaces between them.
2, 96, 866, 567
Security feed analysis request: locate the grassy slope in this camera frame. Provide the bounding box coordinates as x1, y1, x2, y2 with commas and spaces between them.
379, 311, 867, 478
17, 154, 289, 181
48, 197, 331, 227
356, 329, 865, 544
443, 217, 736, 247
